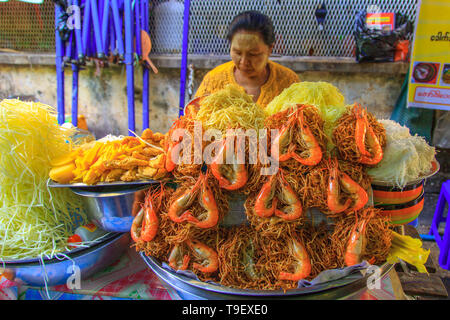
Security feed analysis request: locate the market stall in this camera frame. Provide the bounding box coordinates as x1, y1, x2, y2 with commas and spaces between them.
0, 80, 438, 300
0, 0, 447, 302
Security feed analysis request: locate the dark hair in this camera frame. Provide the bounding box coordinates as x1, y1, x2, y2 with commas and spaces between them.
226, 11, 275, 46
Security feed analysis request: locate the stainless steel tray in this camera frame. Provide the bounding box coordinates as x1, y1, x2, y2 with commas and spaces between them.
48, 178, 160, 189
1, 233, 130, 287
141, 253, 394, 300
1, 232, 119, 265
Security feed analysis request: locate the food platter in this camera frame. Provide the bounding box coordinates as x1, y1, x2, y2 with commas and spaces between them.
47, 178, 160, 190
134, 84, 401, 295
1, 232, 120, 265
1, 233, 130, 287
141, 253, 394, 299
370, 159, 440, 187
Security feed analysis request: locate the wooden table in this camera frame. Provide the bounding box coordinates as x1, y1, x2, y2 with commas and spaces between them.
394, 225, 449, 300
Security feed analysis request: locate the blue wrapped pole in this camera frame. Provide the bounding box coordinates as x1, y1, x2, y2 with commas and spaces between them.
55, 4, 65, 125
64, 31, 73, 62
81, 0, 91, 56
73, 0, 84, 60
142, 0, 149, 129
109, 14, 116, 55
134, 0, 141, 57
71, 64, 79, 127
178, 0, 190, 116
89, 0, 104, 58
69, 29, 79, 128
101, 0, 110, 54
124, 0, 135, 134
111, 0, 124, 58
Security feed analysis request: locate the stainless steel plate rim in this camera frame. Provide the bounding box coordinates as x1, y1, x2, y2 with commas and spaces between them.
47, 178, 160, 189
141, 252, 394, 297
1, 233, 131, 288
1, 232, 121, 265
69, 184, 153, 197
370, 159, 440, 187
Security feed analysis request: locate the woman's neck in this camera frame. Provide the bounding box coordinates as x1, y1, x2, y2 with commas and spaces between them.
234, 64, 270, 102
234, 64, 270, 87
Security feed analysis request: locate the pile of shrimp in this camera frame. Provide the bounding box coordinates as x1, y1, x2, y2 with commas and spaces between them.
132, 101, 394, 291
135, 173, 228, 266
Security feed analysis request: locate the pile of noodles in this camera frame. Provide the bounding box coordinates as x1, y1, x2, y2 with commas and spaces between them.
332, 105, 386, 165
195, 84, 266, 134
264, 104, 328, 160
301, 160, 330, 212
298, 222, 339, 278
301, 157, 371, 216
244, 186, 303, 238
137, 171, 393, 291
135, 173, 229, 264
330, 207, 393, 267
219, 227, 305, 291
165, 115, 204, 180
217, 226, 261, 290
251, 230, 304, 291
265, 82, 348, 149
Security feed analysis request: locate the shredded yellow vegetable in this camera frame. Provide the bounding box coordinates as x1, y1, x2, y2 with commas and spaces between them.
0, 99, 88, 261
367, 120, 436, 188
195, 84, 266, 133
387, 231, 430, 273
265, 81, 348, 149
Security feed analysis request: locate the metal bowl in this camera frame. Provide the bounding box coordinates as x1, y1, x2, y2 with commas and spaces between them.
1, 232, 130, 287
72, 184, 156, 232
141, 253, 394, 300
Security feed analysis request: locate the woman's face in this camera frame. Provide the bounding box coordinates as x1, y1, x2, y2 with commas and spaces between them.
230, 31, 273, 78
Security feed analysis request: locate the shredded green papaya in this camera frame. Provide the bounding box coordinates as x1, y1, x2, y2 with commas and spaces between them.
0, 99, 88, 261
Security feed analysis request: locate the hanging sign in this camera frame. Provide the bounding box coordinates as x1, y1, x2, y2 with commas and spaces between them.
407, 0, 450, 111
366, 12, 395, 32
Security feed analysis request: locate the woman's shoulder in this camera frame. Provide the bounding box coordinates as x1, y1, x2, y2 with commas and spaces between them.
195, 61, 235, 97
268, 60, 299, 81
204, 61, 235, 80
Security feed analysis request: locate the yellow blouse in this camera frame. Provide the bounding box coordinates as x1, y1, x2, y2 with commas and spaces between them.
194, 60, 300, 108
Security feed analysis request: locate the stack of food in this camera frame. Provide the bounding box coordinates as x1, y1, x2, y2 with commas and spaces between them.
49, 129, 168, 185
366, 120, 437, 225
131, 83, 431, 291
0, 99, 88, 261
367, 119, 436, 189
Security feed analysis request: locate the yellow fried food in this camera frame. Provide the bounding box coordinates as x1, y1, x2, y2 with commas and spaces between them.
50, 130, 168, 185
49, 152, 77, 167
49, 163, 76, 184
148, 154, 166, 169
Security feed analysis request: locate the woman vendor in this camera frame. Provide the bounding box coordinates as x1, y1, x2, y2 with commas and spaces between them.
195, 10, 299, 108
132, 11, 299, 216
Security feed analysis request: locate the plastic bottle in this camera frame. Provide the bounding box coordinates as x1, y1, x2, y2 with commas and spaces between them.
67, 223, 109, 248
